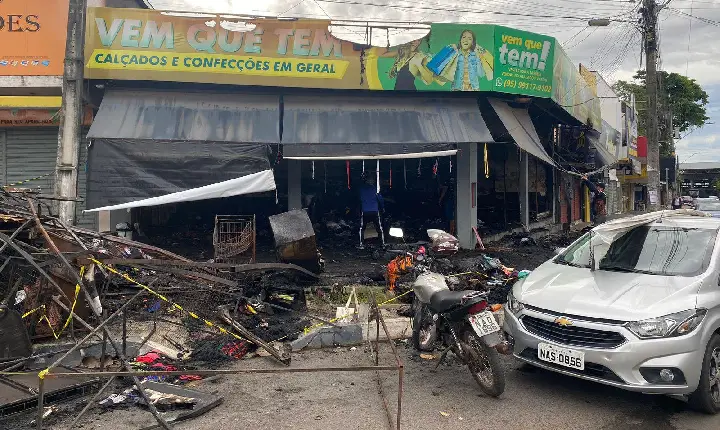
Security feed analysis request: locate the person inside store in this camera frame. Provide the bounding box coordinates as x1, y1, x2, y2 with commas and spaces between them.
439, 178, 457, 235
357, 173, 385, 249
582, 175, 607, 224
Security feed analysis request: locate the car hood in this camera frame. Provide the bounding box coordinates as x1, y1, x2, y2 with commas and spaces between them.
515, 261, 703, 321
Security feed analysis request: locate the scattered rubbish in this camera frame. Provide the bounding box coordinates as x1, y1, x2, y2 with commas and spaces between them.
29, 406, 58, 425
420, 353, 435, 360
440, 411, 450, 417
335, 287, 359, 322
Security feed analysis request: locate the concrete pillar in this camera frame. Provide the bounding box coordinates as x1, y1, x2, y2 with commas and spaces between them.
288, 159, 302, 211
519, 151, 529, 230
456, 143, 478, 250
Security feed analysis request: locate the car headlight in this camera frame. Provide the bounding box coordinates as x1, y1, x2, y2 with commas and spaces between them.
625, 309, 707, 339
507, 290, 524, 315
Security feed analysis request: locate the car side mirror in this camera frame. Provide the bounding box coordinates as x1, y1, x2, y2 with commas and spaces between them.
554, 247, 566, 255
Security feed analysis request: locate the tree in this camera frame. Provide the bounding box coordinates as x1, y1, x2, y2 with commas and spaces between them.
612, 70, 709, 156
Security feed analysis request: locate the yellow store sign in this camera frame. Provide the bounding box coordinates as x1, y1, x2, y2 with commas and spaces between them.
85, 8, 360, 88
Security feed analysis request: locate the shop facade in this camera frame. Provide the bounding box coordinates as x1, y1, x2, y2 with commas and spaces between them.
79, 7, 603, 249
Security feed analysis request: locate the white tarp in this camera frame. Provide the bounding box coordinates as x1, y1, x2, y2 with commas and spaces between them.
84, 169, 276, 212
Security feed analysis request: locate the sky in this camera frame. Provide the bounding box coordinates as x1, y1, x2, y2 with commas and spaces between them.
143, 0, 720, 164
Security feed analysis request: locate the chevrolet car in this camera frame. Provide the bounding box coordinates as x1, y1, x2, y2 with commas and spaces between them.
503, 212, 720, 413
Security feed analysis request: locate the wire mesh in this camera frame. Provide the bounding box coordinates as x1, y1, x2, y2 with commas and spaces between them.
212, 215, 255, 263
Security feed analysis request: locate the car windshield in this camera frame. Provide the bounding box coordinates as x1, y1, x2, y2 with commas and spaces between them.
556, 225, 717, 276
555, 233, 593, 268
697, 201, 720, 211
598, 226, 716, 276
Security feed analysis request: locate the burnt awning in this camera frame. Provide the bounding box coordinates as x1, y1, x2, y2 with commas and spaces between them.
488, 99, 557, 167
87, 89, 280, 142
281, 95, 494, 159
84, 89, 278, 211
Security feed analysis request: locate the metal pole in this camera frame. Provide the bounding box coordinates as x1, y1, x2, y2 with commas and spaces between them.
122, 309, 127, 357
36, 378, 45, 430
100, 309, 108, 372
55, 0, 87, 224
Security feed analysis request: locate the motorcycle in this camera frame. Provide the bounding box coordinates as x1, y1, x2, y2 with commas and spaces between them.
412, 271, 507, 397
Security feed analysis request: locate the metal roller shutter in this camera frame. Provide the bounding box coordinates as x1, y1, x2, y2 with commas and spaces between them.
2, 127, 97, 230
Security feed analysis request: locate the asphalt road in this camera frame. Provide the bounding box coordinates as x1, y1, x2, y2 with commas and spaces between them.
50, 344, 720, 430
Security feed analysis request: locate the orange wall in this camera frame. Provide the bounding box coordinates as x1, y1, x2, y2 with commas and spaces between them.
0, 0, 70, 76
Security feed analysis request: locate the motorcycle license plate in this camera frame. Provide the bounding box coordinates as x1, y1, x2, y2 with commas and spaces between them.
537, 343, 585, 370
468, 311, 500, 337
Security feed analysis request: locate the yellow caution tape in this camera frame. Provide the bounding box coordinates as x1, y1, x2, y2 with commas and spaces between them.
21, 267, 84, 341
90, 258, 246, 342
2, 172, 53, 188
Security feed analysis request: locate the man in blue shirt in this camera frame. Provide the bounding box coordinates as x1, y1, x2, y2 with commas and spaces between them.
358, 174, 385, 249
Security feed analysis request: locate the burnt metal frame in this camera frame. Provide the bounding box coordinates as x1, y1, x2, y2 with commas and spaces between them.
0, 197, 404, 429
38, 292, 405, 430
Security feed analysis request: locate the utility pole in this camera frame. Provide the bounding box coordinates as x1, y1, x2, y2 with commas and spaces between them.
55, 0, 87, 224
642, 0, 661, 211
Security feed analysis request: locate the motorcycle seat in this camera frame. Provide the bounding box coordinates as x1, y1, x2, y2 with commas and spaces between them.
429, 290, 476, 313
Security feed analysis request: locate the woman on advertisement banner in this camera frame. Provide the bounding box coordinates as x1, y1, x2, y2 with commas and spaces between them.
387, 41, 435, 90
426, 29, 494, 91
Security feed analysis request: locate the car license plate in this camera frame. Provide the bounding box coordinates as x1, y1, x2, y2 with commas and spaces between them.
468, 311, 500, 337
537, 343, 585, 370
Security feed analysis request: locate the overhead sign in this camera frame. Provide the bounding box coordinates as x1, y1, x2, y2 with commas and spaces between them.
85, 8, 563, 98
0, 0, 69, 76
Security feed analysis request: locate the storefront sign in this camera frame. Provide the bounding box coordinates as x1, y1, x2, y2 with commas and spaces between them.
0, 108, 93, 127
0, 0, 69, 76
552, 52, 601, 130
85, 8, 564, 99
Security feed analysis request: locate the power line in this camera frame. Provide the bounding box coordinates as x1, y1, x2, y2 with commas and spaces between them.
313, 0, 628, 21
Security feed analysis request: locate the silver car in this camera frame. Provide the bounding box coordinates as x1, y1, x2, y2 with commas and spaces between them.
503, 212, 720, 413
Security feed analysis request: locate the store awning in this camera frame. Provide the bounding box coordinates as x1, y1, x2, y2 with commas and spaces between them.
85, 139, 274, 211
488, 99, 557, 167
282, 95, 494, 159
85, 89, 279, 211
87, 89, 280, 142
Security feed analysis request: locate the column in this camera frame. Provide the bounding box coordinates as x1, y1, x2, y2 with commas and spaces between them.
288, 159, 302, 211
519, 151, 529, 230
456, 143, 478, 250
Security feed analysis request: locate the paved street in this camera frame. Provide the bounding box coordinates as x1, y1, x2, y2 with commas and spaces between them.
59, 345, 720, 430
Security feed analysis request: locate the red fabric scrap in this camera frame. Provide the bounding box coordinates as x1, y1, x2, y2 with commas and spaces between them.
135, 352, 161, 364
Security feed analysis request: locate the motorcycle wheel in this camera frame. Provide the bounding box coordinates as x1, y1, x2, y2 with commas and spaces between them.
462, 331, 505, 397
412, 301, 436, 352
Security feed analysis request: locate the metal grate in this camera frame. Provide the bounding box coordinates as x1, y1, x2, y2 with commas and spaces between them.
521, 315, 626, 349
213, 215, 256, 263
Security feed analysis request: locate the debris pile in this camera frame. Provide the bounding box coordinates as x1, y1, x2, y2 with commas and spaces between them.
0, 190, 319, 426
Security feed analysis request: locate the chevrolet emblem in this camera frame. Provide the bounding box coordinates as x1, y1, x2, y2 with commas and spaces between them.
555, 317, 573, 327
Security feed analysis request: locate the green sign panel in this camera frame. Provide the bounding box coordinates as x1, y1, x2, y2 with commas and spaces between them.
493, 26, 554, 97
372, 24, 554, 98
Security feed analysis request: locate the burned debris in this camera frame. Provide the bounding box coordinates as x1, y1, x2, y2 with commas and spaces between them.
0, 191, 323, 427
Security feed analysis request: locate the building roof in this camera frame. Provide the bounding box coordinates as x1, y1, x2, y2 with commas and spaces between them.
680, 162, 720, 171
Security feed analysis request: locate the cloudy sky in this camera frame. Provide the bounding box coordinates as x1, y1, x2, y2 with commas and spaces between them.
145, 0, 720, 164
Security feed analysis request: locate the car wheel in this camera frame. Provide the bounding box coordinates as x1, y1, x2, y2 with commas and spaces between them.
689, 334, 720, 414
